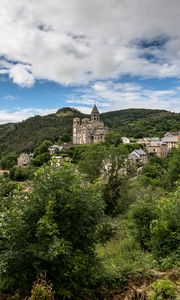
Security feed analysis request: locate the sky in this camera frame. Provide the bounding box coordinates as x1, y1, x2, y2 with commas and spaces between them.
0, 0, 180, 123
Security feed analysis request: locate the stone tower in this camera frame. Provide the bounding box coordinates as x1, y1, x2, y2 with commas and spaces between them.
91, 104, 100, 122
73, 118, 81, 144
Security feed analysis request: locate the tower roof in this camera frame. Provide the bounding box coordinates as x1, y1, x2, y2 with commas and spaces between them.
91, 104, 99, 114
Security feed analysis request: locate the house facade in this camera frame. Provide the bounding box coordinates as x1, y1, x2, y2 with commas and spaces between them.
17, 153, 33, 167
129, 149, 148, 165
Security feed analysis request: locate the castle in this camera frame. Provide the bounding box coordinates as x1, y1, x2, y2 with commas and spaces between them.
73, 105, 108, 144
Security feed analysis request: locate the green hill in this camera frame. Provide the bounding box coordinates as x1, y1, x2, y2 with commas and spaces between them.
101, 108, 180, 138
0, 107, 179, 153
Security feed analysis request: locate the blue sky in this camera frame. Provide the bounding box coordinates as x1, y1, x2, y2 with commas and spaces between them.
0, 1, 180, 123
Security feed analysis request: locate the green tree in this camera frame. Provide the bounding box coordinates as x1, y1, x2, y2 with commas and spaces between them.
102, 150, 130, 216
32, 153, 50, 167
0, 177, 17, 211
130, 195, 157, 250
9, 166, 34, 181
0, 153, 17, 170
0, 163, 105, 298
78, 144, 108, 181
34, 140, 53, 157
166, 148, 180, 185
150, 188, 180, 259
59, 133, 71, 143
104, 131, 122, 146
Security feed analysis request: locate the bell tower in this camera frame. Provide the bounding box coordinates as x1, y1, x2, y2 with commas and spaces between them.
91, 104, 99, 122
73, 118, 80, 144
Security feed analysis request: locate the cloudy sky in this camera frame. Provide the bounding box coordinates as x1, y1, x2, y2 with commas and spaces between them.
0, 0, 180, 123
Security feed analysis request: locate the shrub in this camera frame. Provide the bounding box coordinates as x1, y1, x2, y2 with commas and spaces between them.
149, 279, 177, 300
0, 163, 105, 297
29, 279, 54, 300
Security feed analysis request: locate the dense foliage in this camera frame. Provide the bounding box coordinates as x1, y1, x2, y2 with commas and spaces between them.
0, 107, 179, 153
0, 136, 179, 299
0, 163, 105, 298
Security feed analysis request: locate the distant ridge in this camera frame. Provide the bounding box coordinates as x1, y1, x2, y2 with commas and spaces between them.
0, 107, 179, 153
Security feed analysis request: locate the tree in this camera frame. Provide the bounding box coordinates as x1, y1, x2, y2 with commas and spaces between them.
32, 153, 50, 167
130, 185, 180, 260
9, 166, 34, 181
150, 187, 180, 259
0, 177, 17, 211
130, 195, 157, 250
104, 131, 122, 146
59, 133, 71, 143
34, 140, 53, 157
0, 163, 105, 298
78, 144, 108, 181
0, 153, 17, 170
102, 150, 130, 216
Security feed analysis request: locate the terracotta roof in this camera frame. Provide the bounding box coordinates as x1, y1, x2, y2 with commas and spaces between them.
91, 104, 99, 114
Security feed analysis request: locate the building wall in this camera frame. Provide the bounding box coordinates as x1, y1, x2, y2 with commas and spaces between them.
73, 118, 107, 145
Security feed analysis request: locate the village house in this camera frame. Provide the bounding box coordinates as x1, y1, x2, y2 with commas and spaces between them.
17, 153, 33, 167
73, 104, 108, 144
147, 140, 169, 157
161, 134, 179, 150
122, 137, 130, 144
129, 149, 148, 165
138, 137, 160, 146
137, 132, 179, 158
48, 145, 64, 155
164, 131, 180, 140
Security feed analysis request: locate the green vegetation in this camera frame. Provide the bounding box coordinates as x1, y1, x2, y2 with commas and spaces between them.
0, 152, 17, 169
150, 279, 177, 300
101, 108, 180, 138
0, 118, 179, 298
0, 163, 106, 298
0, 107, 179, 153
9, 166, 34, 181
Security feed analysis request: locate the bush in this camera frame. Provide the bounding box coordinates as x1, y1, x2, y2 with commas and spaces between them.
29, 279, 54, 300
130, 197, 157, 250
130, 186, 180, 260
0, 163, 105, 297
9, 166, 34, 181
0, 153, 17, 169
150, 279, 177, 300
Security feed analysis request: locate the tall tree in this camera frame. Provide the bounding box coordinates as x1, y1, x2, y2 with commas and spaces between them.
0, 163, 104, 298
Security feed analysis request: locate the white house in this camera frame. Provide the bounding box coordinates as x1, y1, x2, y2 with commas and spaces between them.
122, 137, 130, 144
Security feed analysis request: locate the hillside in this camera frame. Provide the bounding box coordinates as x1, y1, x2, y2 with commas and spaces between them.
101, 108, 180, 137
0, 107, 179, 153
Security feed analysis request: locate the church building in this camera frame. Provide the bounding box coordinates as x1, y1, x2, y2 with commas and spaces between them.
73, 105, 108, 144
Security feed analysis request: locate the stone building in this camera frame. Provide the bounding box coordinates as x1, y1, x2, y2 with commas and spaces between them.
73, 105, 108, 144
147, 141, 169, 157
129, 149, 148, 165
17, 153, 33, 167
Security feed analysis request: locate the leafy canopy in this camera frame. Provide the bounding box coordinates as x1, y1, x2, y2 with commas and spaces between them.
0, 163, 105, 297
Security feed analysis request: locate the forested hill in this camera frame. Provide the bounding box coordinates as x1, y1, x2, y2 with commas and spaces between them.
0, 107, 179, 153
101, 108, 180, 137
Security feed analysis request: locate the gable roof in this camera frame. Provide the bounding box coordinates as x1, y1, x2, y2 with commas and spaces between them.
162, 136, 179, 143
129, 149, 147, 159
134, 149, 147, 156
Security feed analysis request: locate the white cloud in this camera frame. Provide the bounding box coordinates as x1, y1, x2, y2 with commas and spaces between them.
4, 95, 20, 101
0, 107, 57, 124
9, 64, 35, 87
68, 81, 180, 112
1, 0, 180, 87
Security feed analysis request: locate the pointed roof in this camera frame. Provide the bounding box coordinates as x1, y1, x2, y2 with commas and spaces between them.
91, 104, 99, 114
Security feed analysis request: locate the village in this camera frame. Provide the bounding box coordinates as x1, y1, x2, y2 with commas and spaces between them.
14, 105, 179, 173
